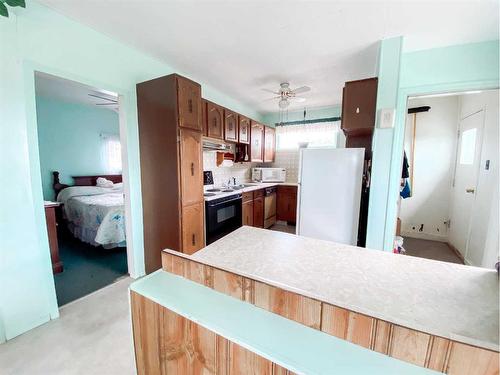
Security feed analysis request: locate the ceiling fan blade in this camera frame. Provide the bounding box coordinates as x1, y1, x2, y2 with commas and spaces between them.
261, 88, 279, 95
96, 103, 118, 106
263, 96, 281, 102
291, 86, 311, 94
289, 97, 306, 103
88, 93, 118, 103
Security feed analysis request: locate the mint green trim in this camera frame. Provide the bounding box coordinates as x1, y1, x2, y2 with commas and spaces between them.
261, 105, 342, 127
131, 271, 438, 375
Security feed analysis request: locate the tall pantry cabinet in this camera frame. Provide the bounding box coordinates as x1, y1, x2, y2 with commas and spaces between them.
137, 74, 205, 274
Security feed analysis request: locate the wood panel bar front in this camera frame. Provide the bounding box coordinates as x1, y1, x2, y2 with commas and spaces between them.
161, 251, 500, 375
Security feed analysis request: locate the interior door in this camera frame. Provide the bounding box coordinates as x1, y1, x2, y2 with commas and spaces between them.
179, 129, 203, 206
448, 110, 484, 258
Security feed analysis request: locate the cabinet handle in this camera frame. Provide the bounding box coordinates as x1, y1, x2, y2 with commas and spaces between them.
192, 234, 196, 246
188, 99, 193, 113
212, 118, 217, 128
191, 162, 194, 176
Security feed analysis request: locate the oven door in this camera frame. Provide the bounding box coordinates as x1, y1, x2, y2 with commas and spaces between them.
205, 195, 242, 244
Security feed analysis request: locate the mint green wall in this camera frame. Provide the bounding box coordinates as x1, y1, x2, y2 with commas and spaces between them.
366, 39, 500, 251
0, 1, 264, 343
261, 105, 342, 126
36, 96, 119, 201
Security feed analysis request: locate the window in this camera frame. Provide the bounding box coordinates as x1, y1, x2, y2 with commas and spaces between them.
275, 122, 340, 150
101, 133, 122, 173
459, 128, 476, 165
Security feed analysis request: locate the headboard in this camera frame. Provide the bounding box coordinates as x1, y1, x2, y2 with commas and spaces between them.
52, 171, 123, 199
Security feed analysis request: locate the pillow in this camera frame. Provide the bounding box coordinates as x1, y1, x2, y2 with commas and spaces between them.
96, 177, 114, 188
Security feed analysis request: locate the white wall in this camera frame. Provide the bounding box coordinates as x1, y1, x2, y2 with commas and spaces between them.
202, 152, 258, 186
457, 90, 499, 268
400, 96, 459, 241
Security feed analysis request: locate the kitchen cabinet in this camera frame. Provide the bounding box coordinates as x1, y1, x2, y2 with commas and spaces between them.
253, 190, 264, 228
178, 75, 203, 131
238, 115, 250, 144
224, 109, 238, 142
341, 78, 378, 136
277, 185, 297, 224
243, 201, 254, 226
250, 122, 264, 162
264, 126, 275, 162
137, 73, 205, 273
181, 202, 205, 255
206, 100, 224, 140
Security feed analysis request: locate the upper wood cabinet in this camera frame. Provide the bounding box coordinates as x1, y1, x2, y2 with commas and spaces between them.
205, 100, 224, 140
224, 109, 238, 142
341, 77, 378, 135
250, 122, 264, 162
177, 76, 202, 131
179, 128, 203, 206
264, 126, 275, 162
238, 116, 250, 144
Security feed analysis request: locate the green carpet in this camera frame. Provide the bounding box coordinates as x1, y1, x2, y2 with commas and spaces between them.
54, 229, 128, 306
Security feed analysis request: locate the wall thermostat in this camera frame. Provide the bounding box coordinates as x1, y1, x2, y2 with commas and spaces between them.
378, 108, 395, 129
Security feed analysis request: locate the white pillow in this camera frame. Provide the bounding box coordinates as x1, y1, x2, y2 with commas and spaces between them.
96, 177, 114, 188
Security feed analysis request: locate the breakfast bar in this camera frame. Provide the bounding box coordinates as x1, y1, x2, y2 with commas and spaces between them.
131, 227, 499, 374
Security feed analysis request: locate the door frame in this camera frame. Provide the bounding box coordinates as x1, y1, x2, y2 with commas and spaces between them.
381, 81, 499, 252
22, 61, 141, 319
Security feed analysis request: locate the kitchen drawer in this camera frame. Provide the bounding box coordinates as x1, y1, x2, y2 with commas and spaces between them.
242, 191, 254, 203
254, 189, 264, 198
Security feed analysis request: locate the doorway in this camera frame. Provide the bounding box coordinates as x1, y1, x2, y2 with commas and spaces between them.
396, 90, 498, 268
35, 72, 130, 306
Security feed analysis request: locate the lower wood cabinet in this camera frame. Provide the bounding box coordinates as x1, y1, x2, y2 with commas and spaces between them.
242, 200, 254, 226
181, 202, 204, 255
277, 185, 298, 224
253, 195, 264, 228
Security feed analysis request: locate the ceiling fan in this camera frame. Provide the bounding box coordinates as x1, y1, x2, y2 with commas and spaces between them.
262, 82, 311, 109
88, 92, 118, 106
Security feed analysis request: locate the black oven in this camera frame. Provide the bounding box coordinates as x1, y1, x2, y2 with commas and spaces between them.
205, 194, 242, 244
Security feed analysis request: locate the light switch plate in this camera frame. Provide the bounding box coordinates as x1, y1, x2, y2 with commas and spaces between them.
378, 108, 395, 129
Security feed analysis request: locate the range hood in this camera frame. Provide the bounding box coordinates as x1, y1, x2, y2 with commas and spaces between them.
202, 138, 232, 151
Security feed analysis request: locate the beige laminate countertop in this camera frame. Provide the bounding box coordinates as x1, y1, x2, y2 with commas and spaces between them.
183, 226, 499, 351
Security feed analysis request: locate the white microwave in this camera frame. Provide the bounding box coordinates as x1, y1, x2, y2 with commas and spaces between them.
252, 168, 286, 183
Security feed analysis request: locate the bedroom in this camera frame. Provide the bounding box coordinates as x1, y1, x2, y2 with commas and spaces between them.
35, 72, 129, 306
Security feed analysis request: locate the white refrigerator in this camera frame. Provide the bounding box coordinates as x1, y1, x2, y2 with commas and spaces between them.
296, 148, 364, 245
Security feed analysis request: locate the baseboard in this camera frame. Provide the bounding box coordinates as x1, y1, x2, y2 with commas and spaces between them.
401, 231, 448, 242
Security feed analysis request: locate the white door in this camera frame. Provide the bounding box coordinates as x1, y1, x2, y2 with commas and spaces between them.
297, 148, 364, 245
448, 110, 484, 258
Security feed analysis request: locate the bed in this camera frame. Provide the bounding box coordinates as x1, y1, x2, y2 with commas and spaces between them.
53, 171, 126, 248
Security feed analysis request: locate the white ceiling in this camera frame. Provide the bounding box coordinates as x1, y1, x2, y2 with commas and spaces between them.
39, 0, 499, 115
35, 72, 119, 111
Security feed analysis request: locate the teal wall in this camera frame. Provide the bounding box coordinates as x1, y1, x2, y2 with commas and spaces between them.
36, 96, 120, 201
261, 105, 342, 126
366, 39, 500, 251
0, 1, 265, 343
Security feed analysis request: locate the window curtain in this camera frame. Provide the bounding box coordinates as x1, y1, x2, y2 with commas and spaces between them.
101, 133, 122, 174
275, 121, 341, 150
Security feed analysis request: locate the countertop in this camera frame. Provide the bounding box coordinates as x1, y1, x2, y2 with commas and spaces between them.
185, 226, 499, 351
131, 271, 437, 375
204, 181, 298, 201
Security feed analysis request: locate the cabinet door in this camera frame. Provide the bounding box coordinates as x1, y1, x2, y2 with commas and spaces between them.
177, 76, 202, 131
207, 101, 224, 140
201, 99, 208, 136
253, 196, 264, 228
250, 122, 264, 162
277, 186, 297, 223
238, 116, 250, 144
264, 126, 275, 162
341, 78, 377, 134
224, 109, 238, 142
182, 202, 204, 254
180, 129, 203, 206
242, 200, 254, 226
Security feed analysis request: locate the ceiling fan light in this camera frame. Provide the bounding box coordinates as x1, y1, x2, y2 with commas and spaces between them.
279, 99, 289, 109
